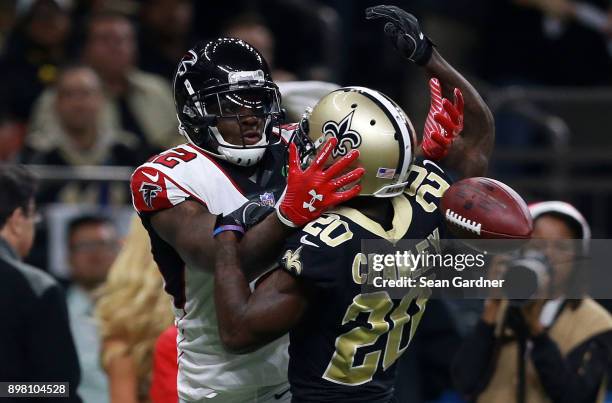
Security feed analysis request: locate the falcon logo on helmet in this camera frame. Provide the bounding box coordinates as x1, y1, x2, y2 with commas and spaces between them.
177, 50, 198, 77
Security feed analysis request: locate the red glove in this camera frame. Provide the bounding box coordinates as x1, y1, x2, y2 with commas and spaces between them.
422, 78, 464, 160
277, 137, 365, 227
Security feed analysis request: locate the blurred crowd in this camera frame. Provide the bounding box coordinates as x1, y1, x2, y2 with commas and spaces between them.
0, 0, 610, 226
1, 0, 612, 403
0, 0, 611, 162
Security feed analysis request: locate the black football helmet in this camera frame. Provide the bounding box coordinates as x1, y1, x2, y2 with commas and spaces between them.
173, 38, 283, 166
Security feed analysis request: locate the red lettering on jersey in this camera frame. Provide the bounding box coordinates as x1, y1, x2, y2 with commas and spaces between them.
153, 147, 197, 168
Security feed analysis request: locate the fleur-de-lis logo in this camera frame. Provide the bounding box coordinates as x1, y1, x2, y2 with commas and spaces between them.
322, 110, 362, 158
281, 246, 303, 275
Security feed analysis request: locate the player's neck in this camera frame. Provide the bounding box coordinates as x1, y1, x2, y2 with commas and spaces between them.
241, 164, 259, 180
345, 197, 394, 230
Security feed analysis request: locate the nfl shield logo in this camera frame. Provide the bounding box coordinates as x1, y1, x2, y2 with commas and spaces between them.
259, 192, 276, 207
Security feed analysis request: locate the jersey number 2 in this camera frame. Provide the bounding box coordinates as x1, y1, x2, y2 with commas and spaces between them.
153, 147, 197, 168
405, 165, 449, 213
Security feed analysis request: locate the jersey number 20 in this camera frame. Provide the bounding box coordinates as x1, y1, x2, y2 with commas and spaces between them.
322, 289, 427, 386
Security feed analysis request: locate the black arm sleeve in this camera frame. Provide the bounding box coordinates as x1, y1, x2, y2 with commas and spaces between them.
25, 285, 82, 402
531, 331, 612, 403
451, 320, 498, 400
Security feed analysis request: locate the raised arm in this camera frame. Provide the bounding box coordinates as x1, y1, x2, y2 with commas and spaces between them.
366, 5, 494, 177
424, 50, 495, 177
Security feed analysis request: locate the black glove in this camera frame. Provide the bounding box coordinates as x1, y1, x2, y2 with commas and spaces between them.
213, 214, 245, 239
212, 201, 275, 238
232, 200, 275, 230
365, 5, 434, 65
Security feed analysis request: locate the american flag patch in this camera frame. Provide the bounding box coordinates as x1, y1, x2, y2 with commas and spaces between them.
376, 168, 396, 179
259, 192, 276, 207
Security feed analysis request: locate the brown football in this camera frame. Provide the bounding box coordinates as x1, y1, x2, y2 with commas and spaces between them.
441, 177, 533, 242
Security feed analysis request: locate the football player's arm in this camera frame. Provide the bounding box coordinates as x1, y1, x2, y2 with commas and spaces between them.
214, 231, 308, 354
424, 50, 494, 177
365, 5, 494, 177
149, 201, 293, 282
147, 138, 362, 281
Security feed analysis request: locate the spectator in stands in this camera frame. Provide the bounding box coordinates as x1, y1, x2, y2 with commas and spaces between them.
452, 201, 612, 403
66, 214, 120, 403
190, 0, 338, 81
516, 0, 612, 59
24, 65, 144, 205
222, 13, 296, 82
0, 165, 82, 402
26, 65, 142, 164
0, 0, 18, 53
481, 0, 612, 85
0, 107, 26, 162
82, 11, 177, 151
0, 0, 73, 120
96, 216, 174, 403
138, 0, 195, 80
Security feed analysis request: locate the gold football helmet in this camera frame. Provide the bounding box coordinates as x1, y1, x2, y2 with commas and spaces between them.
293, 86, 417, 197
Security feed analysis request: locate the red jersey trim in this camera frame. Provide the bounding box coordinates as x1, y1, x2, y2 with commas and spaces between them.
131, 167, 208, 213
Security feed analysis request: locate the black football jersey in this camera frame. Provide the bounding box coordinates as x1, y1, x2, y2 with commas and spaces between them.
280, 158, 452, 403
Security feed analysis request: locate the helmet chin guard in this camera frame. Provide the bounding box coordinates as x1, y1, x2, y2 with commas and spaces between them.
210, 126, 267, 167
179, 117, 273, 167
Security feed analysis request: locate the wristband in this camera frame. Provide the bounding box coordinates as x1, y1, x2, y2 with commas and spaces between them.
212, 225, 245, 238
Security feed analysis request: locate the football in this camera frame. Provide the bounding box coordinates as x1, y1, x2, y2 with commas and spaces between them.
441, 177, 533, 248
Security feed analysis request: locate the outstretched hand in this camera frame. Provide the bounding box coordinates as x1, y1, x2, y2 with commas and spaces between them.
422, 78, 464, 160
277, 137, 364, 227
365, 5, 434, 65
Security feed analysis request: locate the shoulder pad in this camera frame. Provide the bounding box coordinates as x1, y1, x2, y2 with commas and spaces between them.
130, 166, 190, 213
420, 158, 446, 175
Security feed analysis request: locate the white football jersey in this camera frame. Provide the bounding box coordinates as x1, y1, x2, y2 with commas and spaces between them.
130, 132, 294, 401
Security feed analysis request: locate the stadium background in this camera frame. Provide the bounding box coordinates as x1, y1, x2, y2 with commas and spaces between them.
1, 0, 611, 402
